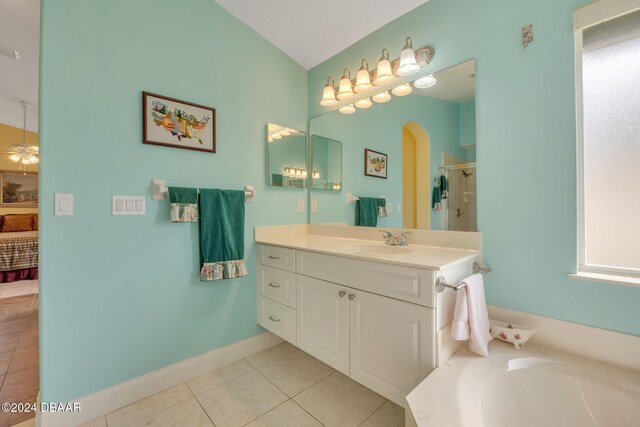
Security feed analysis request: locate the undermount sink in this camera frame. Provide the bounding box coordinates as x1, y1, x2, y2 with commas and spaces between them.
344, 244, 413, 256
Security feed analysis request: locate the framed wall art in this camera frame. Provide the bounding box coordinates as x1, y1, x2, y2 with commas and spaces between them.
1, 171, 38, 208
143, 92, 216, 153
364, 149, 387, 179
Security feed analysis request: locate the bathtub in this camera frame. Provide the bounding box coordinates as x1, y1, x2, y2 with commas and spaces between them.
406, 341, 640, 427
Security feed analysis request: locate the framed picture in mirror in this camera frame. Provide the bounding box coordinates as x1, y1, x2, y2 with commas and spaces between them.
364, 149, 387, 179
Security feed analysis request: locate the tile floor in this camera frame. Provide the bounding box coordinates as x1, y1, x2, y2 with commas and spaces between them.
0, 292, 39, 427
82, 342, 405, 427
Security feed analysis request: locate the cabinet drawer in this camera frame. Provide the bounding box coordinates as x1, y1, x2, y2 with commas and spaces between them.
258, 265, 296, 308
258, 296, 296, 345
257, 245, 296, 272
296, 250, 435, 308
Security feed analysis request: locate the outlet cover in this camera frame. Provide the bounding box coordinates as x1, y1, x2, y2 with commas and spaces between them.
297, 199, 305, 213
311, 199, 318, 212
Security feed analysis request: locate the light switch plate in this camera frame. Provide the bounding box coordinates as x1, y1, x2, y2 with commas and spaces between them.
54, 193, 74, 216
311, 199, 318, 213
297, 199, 305, 213
113, 196, 146, 216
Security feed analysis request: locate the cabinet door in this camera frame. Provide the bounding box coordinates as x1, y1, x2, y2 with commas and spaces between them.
296, 275, 349, 375
349, 290, 435, 406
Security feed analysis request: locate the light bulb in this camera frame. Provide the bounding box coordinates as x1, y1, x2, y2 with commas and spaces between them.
9, 154, 21, 163
337, 69, 355, 100
271, 132, 282, 140
372, 91, 391, 103
397, 37, 420, 76
320, 77, 337, 106
28, 156, 39, 164
21, 157, 31, 165
339, 104, 356, 114
391, 83, 413, 96
355, 98, 372, 109
279, 128, 291, 136
414, 74, 437, 89
354, 59, 373, 93
374, 49, 394, 85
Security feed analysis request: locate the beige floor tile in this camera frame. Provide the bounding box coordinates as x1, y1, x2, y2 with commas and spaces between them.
245, 400, 323, 427
360, 401, 405, 427
0, 319, 26, 337
186, 359, 254, 395
0, 350, 14, 375
17, 329, 38, 349
0, 394, 36, 427
245, 342, 297, 369
0, 367, 38, 402
258, 350, 334, 397
9, 416, 36, 426
0, 308, 31, 323
0, 295, 34, 310
23, 317, 38, 332
0, 332, 21, 353
0, 281, 37, 299
8, 344, 38, 373
77, 415, 107, 427
293, 372, 385, 427
106, 383, 193, 427
129, 398, 213, 427
197, 370, 287, 427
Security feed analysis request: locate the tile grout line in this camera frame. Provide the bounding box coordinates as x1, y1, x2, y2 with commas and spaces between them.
290, 398, 327, 427
356, 399, 388, 426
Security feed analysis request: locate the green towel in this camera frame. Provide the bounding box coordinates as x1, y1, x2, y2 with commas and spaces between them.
355, 197, 386, 227
199, 189, 247, 281
168, 187, 198, 223
432, 186, 442, 210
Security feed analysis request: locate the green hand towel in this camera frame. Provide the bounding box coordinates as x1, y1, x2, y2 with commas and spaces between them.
168, 187, 198, 223
199, 189, 247, 281
355, 197, 386, 227
432, 186, 442, 210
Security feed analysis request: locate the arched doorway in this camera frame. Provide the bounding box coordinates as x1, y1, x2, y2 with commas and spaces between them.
402, 122, 430, 229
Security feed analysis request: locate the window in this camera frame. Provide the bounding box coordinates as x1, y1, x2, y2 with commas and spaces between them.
576, 7, 640, 283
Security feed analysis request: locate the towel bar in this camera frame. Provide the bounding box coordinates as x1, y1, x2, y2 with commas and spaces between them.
436, 261, 491, 293
151, 180, 255, 202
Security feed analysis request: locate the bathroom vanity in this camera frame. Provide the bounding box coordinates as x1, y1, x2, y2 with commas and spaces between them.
254, 224, 483, 406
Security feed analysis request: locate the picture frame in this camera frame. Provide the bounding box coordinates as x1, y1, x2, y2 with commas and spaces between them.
1, 171, 38, 208
364, 149, 388, 179
143, 92, 216, 153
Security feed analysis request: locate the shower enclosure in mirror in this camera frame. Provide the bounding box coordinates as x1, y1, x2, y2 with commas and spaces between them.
310, 135, 342, 191
266, 123, 307, 188
308, 60, 477, 231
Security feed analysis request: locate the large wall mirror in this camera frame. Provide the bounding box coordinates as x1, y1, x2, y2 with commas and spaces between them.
308, 59, 477, 231
310, 135, 342, 191
266, 123, 307, 188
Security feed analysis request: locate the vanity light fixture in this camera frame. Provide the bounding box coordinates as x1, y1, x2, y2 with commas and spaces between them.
372, 91, 392, 103
397, 37, 420, 76
373, 49, 395, 85
414, 74, 437, 89
337, 69, 355, 100
391, 83, 413, 96
320, 77, 338, 106
354, 97, 373, 109
312, 170, 320, 179
284, 167, 308, 177
270, 132, 282, 140
354, 59, 373, 93
339, 104, 356, 114
279, 128, 291, 136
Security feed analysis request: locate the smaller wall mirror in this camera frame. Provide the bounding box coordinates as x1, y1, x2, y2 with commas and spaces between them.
267, 123, 307, 188
311, 135, 342, 191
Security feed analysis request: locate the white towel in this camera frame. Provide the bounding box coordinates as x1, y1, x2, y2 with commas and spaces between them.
451, 274, 492, 357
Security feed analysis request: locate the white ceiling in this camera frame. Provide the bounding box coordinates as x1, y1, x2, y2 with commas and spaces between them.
214, 0, 430, 70
414, 60, 475, 103
0, 0, 40, 132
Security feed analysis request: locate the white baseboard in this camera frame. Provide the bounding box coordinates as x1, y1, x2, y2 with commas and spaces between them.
488, 305, 640, 372
38, 332, 283, 427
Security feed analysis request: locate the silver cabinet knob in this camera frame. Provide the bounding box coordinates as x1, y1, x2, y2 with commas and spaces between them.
338, 290, 346, 297
348, 293, 355, 300
268, 282, 280, 288
268, 315, 280, 322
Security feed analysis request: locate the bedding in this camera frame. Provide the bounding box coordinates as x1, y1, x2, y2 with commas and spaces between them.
0, 231, 38, 282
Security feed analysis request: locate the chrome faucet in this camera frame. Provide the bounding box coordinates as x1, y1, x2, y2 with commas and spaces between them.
379, 230, 410, 246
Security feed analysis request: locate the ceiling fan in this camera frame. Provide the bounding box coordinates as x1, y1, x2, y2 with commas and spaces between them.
3, 102, 39, 170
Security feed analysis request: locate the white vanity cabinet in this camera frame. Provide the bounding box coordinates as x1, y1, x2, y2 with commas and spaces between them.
256, 244, 438, 406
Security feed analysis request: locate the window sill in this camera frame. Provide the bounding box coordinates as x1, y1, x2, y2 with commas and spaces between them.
569, 271, 640, 288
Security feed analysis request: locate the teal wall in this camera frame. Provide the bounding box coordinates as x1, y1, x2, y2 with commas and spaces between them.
40, 0, 307, 402
310, 94, 465, 228
309, 0, 640, 336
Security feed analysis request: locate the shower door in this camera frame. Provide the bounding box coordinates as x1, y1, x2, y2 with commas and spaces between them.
446, 164, 477, 232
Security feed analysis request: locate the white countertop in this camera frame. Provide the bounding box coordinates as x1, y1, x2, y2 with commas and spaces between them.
255, 234, 479, 270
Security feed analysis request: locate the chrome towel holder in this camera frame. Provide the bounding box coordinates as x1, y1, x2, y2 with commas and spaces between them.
436, 262, 491, 293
